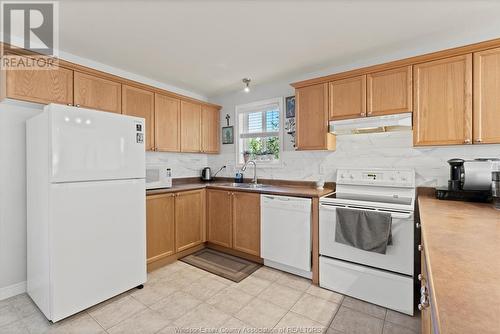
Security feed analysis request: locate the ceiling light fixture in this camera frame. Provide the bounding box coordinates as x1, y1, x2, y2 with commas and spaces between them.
242, 78, 251, 93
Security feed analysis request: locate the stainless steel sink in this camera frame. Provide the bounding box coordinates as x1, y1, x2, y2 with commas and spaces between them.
217, 183, 271, 189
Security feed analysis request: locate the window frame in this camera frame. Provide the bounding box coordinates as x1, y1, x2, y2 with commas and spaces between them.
234, 97, 284, 168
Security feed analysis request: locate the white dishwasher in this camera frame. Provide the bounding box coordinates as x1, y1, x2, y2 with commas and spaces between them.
261, 195, 312, 278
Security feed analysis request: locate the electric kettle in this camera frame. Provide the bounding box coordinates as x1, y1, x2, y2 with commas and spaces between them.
201, 167, 212, 181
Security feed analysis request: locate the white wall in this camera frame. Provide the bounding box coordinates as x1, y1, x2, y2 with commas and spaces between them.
207, 32, 500, 186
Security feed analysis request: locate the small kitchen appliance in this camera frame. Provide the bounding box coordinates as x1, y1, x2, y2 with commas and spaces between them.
146, 167, 172, 189
492, 171, 500, 210
201, 165, 226, 181
436, 158, 499, 202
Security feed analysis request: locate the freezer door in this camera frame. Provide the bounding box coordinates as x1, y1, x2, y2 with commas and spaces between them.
49, 179, 146, 322
48, 104, 145, 183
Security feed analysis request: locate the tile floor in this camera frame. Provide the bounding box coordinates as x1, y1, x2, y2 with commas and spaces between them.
0, 261, 420, 334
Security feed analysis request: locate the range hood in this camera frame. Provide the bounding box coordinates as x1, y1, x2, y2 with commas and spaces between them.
329, 112, 412, 135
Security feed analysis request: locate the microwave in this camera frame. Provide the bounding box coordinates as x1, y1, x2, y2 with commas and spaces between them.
146, 167, 172, 189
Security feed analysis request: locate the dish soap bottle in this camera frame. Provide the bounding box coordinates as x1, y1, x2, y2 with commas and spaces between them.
235, 171, 244, 183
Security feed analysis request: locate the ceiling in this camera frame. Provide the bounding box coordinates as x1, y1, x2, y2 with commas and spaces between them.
56, 0, 500, 97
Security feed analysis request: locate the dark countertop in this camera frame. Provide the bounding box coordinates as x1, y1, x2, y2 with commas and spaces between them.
146, 179, 335, 198
418, 192, 500, 334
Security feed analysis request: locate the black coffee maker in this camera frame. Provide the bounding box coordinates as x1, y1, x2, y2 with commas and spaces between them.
436, 158, 491, 202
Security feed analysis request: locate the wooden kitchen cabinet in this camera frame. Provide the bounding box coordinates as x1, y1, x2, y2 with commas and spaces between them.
329, 75, 366, 120
473, 47, 500, 144
155, 94, 181, 152
73, 72, 121, 113
232, 192, 260, 257
201, 105, 220, 153
367, 66, 412, 116
207, 189, 233, 248
175, 189, 205, 252
122, 85, 155, 150
6, 58, 73, 105
413, 54, 472, 146
146, 193, 176, 264
295, 83, 336, 150
180, 100, 202, 152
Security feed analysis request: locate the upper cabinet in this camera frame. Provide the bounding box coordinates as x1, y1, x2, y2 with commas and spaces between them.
329, 75, 366, 120
473, 47, 500, 144
295, 83, 336, 151
122, 85, 155, 151
180, 100, 202, 153
73, 72, 121, 113
413, 54, 472, 146
155, 94, 180, 152
5, 58, 73, 105
201, 105, 220, 153
367, 66, 412, 116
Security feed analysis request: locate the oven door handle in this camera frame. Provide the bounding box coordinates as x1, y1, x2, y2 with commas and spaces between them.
320, 203, 413, 219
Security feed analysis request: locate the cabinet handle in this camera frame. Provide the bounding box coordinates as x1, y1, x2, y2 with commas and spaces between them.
67, 103, 73, 106
360, 112, 366, 116
416, 222, 420, 229
475, 138, 483, 143
464, 139, 471, 144
418, 274, 423, 281
75, 104, 80, 107
418, 244, 423, 252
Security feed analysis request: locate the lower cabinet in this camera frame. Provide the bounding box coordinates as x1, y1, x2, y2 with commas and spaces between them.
175, 189, 205, 252
146, 193, 175, 263
207, 189, 260, 257
146, 189, 205, 265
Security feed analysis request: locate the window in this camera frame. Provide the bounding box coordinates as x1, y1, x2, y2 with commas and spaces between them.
235, 97, 283, 166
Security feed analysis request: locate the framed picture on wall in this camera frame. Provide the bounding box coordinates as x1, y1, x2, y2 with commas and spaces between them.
285, 95, 295, 118
222, 126, 234, 144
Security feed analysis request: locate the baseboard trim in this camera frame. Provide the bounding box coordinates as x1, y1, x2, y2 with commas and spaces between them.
0, 281, 26, 301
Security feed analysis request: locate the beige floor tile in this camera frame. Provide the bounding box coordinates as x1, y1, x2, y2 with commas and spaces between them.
9, 295, 39, 319
163, 268, 207, 289
0, 320, 29, 334
151, 261, 191, 279
223, 316, 254, 330
0, 305, 20, 327
251, 266, 288, 282
183, 276, 229, 301
174, 303, 231, 328
233, 276, 272, 296
325, 328, 344, 334
206, 286, 254, 315
129, 278, 180, 306
330, 307, 384, 334
258, 282, 303, 309
107, 308, 170, 334
385, 310, 420, 332
383, 321, 417, 334
235, 298, 287, 329
21, 308, 52, 334
49, 312, 105, 334
274, 312, 325, 332
342, 297, 387, 319
279, 274, 312, 292
306, 285, 344, 304
88, 295, 146, 329
150, 291, 202, 322
291, 293, 340, 326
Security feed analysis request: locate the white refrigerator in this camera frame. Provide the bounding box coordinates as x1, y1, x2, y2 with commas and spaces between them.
26, 104, 147, 322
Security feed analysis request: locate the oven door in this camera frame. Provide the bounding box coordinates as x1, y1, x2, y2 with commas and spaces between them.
319, 203, 414, 276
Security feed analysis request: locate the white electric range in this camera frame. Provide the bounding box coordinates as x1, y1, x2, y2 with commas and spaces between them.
319, 168, 416, 315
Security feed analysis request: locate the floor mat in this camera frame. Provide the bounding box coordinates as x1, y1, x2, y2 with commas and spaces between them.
180, 248, 261, 282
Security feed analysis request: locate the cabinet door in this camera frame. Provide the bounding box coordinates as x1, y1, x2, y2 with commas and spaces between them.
122, 85, 155, 150
232, 192, 260, 256
295, 83, 335, 150
73, 72, 121, 113
413, 54, 472, 146
329, 75, 366, 120
207, 189, 232, 248
146, 194, 175, 263
175, 190, 205, 252
180, 100, 202, 152
367, 66, 412, 116
473, 47, 500, 144
155, 94, 180, 152
6, 59, 73, 105
201, 105, 220, 153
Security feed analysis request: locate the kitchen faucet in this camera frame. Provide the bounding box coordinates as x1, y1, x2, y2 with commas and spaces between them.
241, 160, 258, 184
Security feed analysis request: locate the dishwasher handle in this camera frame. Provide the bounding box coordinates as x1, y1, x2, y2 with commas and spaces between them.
262, 195, 311, 211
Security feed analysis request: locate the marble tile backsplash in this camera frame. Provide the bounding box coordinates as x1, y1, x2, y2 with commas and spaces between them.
146, 151, 208, 178
207, 131, 500, 187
